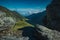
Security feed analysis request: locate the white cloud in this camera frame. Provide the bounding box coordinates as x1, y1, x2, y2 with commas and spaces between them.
17, 8, 40, 13
10, 8, 40, 13
9, 8, 45, 16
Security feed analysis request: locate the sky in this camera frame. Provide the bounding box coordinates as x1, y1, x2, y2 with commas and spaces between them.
0, 0, 52, 16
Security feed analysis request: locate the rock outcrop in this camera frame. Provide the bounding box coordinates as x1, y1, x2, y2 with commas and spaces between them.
36, 25, 60, 40
0, 10, 16, 30
46, 0, 60, 31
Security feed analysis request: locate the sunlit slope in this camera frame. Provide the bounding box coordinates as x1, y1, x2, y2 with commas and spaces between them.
0, 6, 34, 31
13, 20, 34, 31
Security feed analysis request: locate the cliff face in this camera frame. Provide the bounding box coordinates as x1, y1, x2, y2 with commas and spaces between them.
46, 0, 60, 31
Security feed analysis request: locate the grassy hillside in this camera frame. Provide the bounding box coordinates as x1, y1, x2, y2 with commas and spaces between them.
13, 20, 34, 31
0, 6, 34, 31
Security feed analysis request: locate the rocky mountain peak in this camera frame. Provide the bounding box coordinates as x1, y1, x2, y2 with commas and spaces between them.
46, 0, 60, 31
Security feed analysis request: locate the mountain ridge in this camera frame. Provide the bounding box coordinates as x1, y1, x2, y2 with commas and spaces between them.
26, 11, 46, 25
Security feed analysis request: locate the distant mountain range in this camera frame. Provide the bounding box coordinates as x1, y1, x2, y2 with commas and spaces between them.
17, 9, 41, 16
26, 11, 47, 25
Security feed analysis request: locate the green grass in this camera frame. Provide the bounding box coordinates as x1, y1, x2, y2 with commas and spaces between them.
12, 20, 34, 31
0, 6, 34, 32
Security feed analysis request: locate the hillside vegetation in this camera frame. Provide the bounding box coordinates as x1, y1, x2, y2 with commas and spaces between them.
0, 6, 34, 31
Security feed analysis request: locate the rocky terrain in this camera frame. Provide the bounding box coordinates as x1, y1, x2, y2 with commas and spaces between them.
0, 6, 33, 40
0, 0, 60, 40
36, 25, 60, 40
26, 0, 60, 40
46, 0, 60, 31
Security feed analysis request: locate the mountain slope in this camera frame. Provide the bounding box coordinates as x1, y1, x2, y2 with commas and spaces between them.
0, 6, 33, 31
46, 0, 60, 31
0, 6, 26, 21
26, 11, 46, 25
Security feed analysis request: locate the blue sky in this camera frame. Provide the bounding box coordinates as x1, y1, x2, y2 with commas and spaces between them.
0, 0, 52, 16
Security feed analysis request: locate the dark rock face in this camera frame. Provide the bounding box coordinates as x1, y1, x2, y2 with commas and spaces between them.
18, 27, 48, 40
46, 0, 60, 31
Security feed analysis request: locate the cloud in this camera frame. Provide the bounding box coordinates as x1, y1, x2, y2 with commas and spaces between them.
9, 8, 45, 16
10, 8, 40, 12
